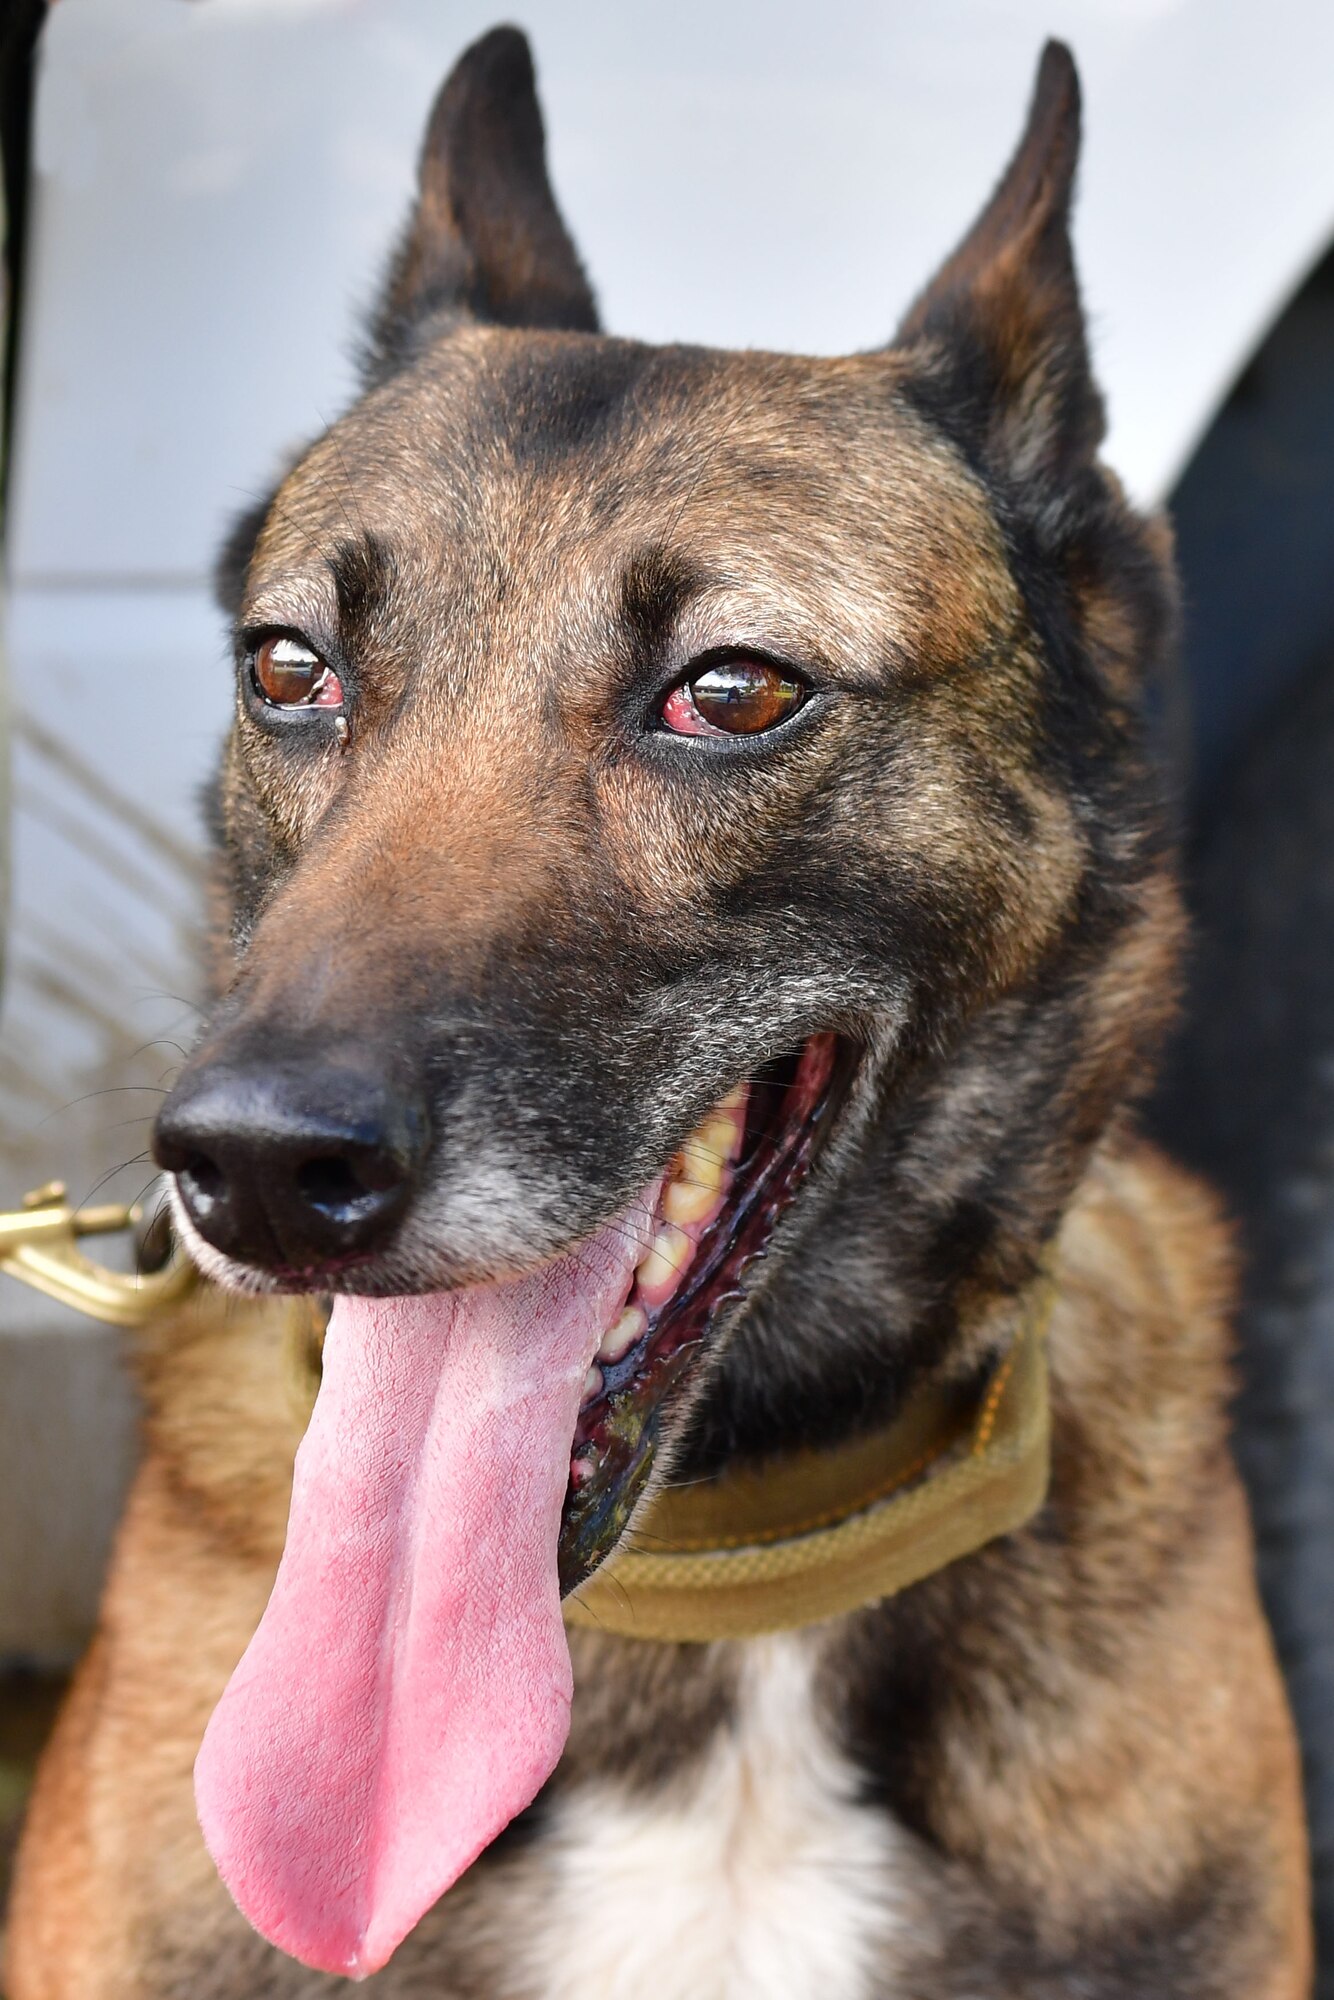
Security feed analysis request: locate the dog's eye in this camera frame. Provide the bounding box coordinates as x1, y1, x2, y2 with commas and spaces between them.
660, 659, 806, 737
251, 635, 344, 709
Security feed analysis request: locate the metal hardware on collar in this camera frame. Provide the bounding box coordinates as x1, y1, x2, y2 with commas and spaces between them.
0, 1182, 200, 1327
564, 1275, 1055, 1642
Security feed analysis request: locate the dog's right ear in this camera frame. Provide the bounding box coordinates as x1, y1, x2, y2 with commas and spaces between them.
894, 43, 1102, 511
366, 25, 598, 378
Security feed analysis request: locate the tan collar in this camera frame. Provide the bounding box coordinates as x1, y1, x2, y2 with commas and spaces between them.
564, 1279, 1054, 1643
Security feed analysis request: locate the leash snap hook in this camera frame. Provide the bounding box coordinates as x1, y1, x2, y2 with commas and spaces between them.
0, 1181, 200, 1327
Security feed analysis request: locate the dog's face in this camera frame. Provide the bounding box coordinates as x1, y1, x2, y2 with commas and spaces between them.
206, 336, 1069, 1266
156, 33, 1174, 1587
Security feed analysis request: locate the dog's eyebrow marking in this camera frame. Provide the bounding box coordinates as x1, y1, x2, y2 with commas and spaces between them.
327, 532, 397, 650
620, 547, 704, 665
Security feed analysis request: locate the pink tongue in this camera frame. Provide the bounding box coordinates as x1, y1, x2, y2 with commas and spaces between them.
194, 1205, 650, 1978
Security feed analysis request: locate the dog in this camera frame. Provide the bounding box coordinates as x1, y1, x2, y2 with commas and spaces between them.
5, 26, 1311, 1998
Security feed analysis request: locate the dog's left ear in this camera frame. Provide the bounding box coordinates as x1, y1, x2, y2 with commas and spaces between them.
367, 25, 598, 376
895, 42, 1101, 504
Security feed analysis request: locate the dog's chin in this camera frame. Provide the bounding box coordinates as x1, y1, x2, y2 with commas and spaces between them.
169, 1031, 860, 1592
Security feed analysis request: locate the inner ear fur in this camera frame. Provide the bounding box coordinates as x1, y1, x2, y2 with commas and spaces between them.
367, 24, 598, 378
896, 42, 1102, 502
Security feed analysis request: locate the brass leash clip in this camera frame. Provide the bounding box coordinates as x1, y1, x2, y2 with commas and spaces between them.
0, 1181, 200, 1327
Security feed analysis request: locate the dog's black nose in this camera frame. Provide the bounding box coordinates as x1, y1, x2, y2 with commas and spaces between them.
153, 1058, 429, 1272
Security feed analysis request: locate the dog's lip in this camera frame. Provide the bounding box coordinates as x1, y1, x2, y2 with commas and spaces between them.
557, 1031, 857, 1594
260, 1249, 378, 1287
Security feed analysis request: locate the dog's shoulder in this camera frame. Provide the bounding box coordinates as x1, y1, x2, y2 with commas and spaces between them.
1054, 1127, 1238, 1480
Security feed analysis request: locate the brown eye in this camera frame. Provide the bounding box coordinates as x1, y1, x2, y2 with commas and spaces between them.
252, 635, 344, 709
661, 659, 807, 737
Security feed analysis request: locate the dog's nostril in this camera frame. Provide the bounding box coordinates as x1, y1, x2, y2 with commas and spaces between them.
182, 1152, 226, 1207
297, 1155, 385, 1217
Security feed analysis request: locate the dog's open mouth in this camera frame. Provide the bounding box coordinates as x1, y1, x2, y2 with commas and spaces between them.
192, 1031, 852, 1978
561, 1029, 846, 1592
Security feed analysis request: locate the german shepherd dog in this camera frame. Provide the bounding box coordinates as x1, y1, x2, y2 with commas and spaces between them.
6, 27, 1312, 1998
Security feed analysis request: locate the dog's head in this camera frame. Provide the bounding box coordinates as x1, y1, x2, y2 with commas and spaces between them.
155, 31, 1179, 1973
158, 24, 1174, 1535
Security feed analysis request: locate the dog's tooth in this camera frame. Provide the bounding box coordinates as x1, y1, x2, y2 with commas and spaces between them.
655, 1086, 748, 1235
582, 1364, 603, 1405
676, 1118, 733, 1189
636, 1223, 694, 1303
663, 1174, 720, 1226
699, 1111, 742, 1161
674, 1133, 722, 1197
598, 1303, 647, 1364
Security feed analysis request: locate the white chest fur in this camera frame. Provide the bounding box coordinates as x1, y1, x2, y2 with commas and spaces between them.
524, 1636, 904, 2000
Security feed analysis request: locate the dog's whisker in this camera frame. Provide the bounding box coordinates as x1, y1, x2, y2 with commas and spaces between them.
74, 1152, 155, 1214
320, 422, 374, 546
34, 1083, 172, 1130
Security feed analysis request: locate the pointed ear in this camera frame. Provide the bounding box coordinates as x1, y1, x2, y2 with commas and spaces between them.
895, 43, 1101, 499
367, 25, 598, 375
